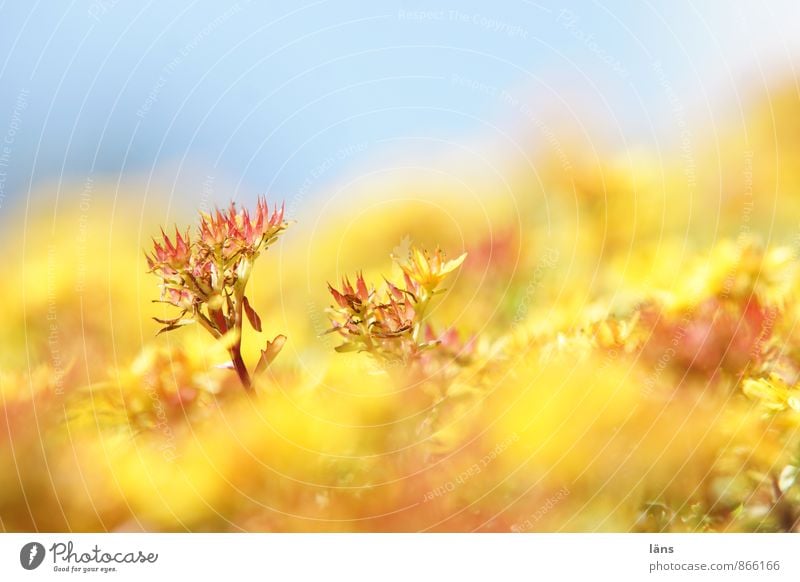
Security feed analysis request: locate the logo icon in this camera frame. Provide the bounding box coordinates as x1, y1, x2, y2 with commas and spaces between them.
391, 235, 413, 261
20, 542, 45, 570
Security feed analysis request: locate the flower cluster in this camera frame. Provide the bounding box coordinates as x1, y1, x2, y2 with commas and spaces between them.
326, 246, 468, 376
146, 196, 289, 389
638, 297, 776, 379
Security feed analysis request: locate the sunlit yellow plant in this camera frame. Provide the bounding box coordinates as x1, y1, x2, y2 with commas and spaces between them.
146, 196, 289, 390
7, 80, 800, 533
325, 245, 467, 375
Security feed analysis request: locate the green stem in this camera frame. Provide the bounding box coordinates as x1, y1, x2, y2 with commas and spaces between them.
412, 293, 432, 344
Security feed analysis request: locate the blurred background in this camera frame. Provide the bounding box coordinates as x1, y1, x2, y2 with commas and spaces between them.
0, 0, 798, 213
3, 1, 800, 533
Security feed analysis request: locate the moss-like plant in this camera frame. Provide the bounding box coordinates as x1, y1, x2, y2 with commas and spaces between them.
146, 197, 288, 390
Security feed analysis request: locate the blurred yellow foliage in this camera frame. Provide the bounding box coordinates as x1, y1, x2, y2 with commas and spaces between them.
3, 82, 800, 533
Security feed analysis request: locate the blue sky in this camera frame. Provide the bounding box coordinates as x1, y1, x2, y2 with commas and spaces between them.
0, 0, 797, 216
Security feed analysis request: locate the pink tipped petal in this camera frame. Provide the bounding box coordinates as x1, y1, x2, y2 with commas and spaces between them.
356, 273, 369, 301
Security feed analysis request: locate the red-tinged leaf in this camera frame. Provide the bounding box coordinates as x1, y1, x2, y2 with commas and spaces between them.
242, 295, 262, 331
153, 317, 195, 333
342, 276, 355, 296
174, 227, 190, 258
334, 342, 361, 353
155, 318, 195, 335
356, 272, 369, 301
160, 227, 174, 253
328, 284, 348, 309
403, 272, 416, 292
254, 334, 287, 378
385, 279, 404, 301
210, 308, 228, 333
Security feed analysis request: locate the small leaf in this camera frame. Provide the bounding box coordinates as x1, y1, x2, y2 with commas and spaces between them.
154, 317, 195, 335
210, 308, 228, 332
417, 340, 442, 351
788, 396, 800, 411
334, 343, 361, 353
779, 465, 798, 493
254, 335, 287, 378
442, 251, 468, 275
156, 324, 182, 335
242, 295, 262, 332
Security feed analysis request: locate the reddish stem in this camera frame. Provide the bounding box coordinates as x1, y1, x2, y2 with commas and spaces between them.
230, 343, 252, 390
226, 290, 253, 391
